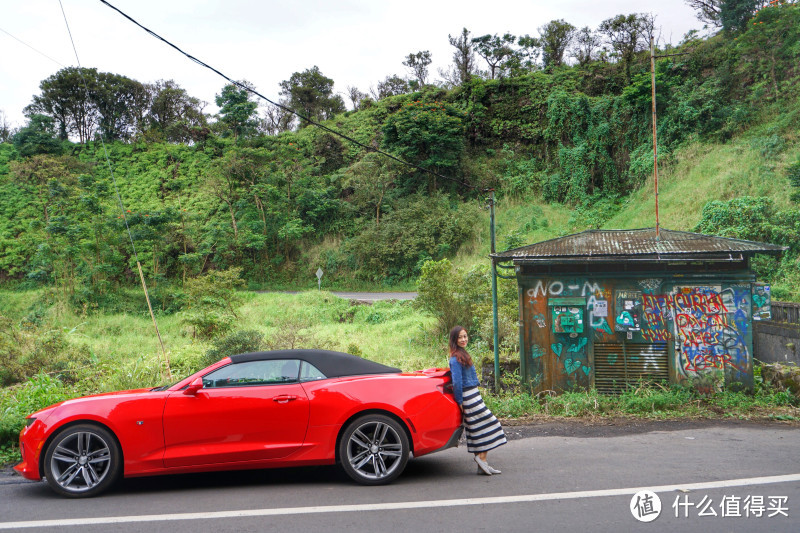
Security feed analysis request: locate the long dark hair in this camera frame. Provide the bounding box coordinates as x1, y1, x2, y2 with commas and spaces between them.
449, 325, 473, 367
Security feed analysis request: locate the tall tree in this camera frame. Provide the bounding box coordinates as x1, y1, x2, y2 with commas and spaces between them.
25, 67, 99, 142
571, 26, 602, 66
684, 0, 768, 30
279, 66, 345, 128
346, 86, 368, 110
215, 81, 259, 140
472, 33, 517, 79
372, 75, 409, 99
12, 114, 62, 157
720, 0, 766, 32
403, 50, 432, 87
598, 14, 649, 82
447, 28, 477, 85
538, 19, 576, 69
93, 72, 150, 141
684, 0, 723, 27
514, 35, 541, 72
149, 80, 207, 143
260, 101, 295, 135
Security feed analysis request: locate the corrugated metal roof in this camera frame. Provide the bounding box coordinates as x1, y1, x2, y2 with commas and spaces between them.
492, 228, 787, 262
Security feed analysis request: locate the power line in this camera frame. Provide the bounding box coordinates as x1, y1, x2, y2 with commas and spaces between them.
98, 0, 476, 191
0, 25, 66, 68
58, 0, 171, 377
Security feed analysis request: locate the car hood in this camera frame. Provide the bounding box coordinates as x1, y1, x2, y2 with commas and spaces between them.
31, 387, 156, 416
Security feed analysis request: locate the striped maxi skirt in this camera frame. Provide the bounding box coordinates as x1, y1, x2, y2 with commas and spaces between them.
462, 386, 507, 454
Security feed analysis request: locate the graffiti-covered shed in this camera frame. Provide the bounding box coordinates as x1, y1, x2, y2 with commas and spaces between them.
492, 228, 786, 393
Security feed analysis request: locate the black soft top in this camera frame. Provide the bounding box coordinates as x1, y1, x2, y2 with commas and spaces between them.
229, 349, 401, 378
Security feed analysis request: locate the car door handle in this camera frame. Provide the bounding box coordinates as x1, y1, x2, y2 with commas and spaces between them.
273, 395, 298, 403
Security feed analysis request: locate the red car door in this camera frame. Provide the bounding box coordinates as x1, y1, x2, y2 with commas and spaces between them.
162, 359, 310, 468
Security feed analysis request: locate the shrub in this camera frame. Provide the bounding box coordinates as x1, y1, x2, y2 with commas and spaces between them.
0, 315, 88, 386
0, 373, 71, 447
203, 329, 265, 366
180, 268, 245, 339
415, 259, 476, 334
346, 194, 477, 282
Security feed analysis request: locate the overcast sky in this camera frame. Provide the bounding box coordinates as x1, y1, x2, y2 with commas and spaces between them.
1, 0, 705, 129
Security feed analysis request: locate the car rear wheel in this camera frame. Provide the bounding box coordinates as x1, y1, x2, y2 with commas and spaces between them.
43, 424, 121, 498
339, 414, 409, 485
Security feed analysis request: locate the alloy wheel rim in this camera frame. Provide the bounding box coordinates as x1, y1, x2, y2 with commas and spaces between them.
49, 431, 112, 492
346, 421, 403, 480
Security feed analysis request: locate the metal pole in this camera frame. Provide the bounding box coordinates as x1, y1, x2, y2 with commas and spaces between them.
136, 261, 171, 379
489, 190, 500, 393
651, 36, 660, 241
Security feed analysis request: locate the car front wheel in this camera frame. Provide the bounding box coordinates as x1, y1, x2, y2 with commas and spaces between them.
43, 424, 121, 498
339, 414, 409, 485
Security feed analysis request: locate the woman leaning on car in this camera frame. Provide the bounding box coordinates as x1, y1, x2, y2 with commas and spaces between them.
448, 325, 506, 475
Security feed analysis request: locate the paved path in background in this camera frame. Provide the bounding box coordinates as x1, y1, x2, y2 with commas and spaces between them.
260, 291, 417, 302
330, 292, 416, 302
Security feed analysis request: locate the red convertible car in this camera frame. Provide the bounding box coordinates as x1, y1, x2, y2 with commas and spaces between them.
15, 349, 463, 497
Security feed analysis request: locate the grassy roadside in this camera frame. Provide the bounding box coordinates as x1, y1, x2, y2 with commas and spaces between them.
2, 290, 799, 466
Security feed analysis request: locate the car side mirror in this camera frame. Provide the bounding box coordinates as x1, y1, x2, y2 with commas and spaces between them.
184, 377, 204, 395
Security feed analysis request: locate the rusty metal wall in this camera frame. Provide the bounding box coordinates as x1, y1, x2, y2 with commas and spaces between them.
519, 273, 756, 393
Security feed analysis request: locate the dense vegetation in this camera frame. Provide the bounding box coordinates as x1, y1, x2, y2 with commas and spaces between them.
1, 3, 798, 293
1, 2, 800, 462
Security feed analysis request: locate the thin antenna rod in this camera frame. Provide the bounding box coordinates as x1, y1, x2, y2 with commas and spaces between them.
651, 36, 660, 241
58, 0, 171, 378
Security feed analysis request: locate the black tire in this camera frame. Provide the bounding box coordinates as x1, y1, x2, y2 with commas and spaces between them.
338, 414, 409, 485
43, 424, 122, 498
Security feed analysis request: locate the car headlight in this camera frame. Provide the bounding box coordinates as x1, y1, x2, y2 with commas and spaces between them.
25, 418, 37, 427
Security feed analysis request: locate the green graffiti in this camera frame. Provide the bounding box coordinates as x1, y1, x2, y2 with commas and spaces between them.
582, 365, 591, 376
568, 337, 588, 352
551, 343, 563, 357
607, 353, 618, 365
564, 358, 581, 374
531, 344, 545, 359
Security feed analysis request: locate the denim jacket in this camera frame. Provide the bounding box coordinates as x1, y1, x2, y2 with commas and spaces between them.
449, 356, 479, 405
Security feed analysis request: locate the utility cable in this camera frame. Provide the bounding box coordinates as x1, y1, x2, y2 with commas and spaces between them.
0, 26, 66, 68
98, 0, 476, 191
58, 0, 171, 378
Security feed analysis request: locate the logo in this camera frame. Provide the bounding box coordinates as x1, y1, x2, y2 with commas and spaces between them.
631, 490, 662, 522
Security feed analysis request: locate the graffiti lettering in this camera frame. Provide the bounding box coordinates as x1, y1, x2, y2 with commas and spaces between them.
527, 280, 564, 298
639, 286, 750, 379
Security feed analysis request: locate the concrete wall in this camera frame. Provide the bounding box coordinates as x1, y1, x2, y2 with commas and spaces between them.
754, 321, 800, 364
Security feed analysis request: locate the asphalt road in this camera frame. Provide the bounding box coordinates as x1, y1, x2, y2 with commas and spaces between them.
2, 421, 799, 532
330, 292, 416, 302
261, 291, 417, 302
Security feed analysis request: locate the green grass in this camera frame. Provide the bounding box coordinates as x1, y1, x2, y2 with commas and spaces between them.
2, 289, 799, 467
485, 382, 800, 420
0, 289, 447, 382
605, 137, 798, 231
